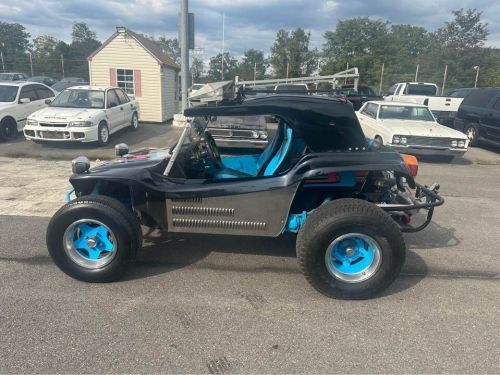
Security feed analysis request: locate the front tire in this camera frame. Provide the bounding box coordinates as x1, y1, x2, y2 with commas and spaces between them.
0, 117, 18, 141
464, 123, 479, 146
97, 121, 110, 146
297, 199, 406, 299
46, 196, 141, 282
130, 112, 139, 131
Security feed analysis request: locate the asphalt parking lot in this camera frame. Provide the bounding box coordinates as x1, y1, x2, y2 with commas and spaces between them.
0, 140, 499, 373
0, 122, 182, 161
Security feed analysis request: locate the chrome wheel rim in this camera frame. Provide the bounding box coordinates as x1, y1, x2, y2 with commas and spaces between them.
132, 115, 138, 128
325, 233, 382, 283
100, 126, 109, 143
63, 219, 117, 269
466, 127, 476, 141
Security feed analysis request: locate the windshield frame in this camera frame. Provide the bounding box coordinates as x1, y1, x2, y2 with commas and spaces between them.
49, 89, 106, 109
379, 105, 435, 122
0, 85, 19, 102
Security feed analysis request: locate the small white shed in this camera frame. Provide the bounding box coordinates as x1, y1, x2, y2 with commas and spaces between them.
88, 27, 180, 123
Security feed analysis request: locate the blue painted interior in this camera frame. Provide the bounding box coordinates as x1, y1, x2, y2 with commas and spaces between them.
263, 127, 293, 176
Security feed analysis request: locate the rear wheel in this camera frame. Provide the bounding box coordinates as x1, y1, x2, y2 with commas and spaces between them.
297, 198, 406, 299
0, 117, 18, 141
46, 196, 141, 282
464, 123, 479, 146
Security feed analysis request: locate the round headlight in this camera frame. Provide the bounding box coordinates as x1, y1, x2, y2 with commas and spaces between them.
451, 140, 458, 148
392, 136, 400, 144
400, 137, 407, 145
251, 131, 259, 139
458, 140, 465, 148
259, 131, 268, 139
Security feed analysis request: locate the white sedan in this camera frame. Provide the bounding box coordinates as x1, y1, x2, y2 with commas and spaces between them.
356, 101, 468, 160
0, 81, 56, 141
24, 86, 139, 146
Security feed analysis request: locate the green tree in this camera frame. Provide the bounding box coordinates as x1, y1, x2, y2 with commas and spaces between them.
190, 56, 204, 83
436, 8, 488, 50
0, 22, 30, 71
207, 52, 238, 81
269, 28, 316, 78
32, 35, 60, 76
156, 37, 180, 64
71, 22, 98, 44
236, 49, 267, 81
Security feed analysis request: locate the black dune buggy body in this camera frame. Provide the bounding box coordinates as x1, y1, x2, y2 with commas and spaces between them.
47, 95, 443, 299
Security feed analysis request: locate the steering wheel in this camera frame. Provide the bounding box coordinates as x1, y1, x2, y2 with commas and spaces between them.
202, 131, 222, 168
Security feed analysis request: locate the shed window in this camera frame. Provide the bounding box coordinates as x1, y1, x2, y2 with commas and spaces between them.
116, 69, 134, 94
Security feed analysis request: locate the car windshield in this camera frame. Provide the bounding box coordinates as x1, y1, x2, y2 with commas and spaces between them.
0, 85, 18, 102
0, 73, 15, 80
379, 105, 435, 121
61, 77, 83, 83
406, 84, 437, 96
50, 89, 105, 109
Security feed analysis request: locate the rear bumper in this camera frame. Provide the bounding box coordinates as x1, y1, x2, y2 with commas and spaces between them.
23, 125, 98, 142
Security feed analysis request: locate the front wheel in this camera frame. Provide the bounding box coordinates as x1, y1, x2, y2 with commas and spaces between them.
130, 112, 139, 131
97, 122, 110, 146
46, 196, 141, 282
464, 123, 479, 146
297, 198, 406, 299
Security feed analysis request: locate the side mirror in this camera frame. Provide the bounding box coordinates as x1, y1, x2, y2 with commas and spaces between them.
20, 98, 31, 104
45, 98, 52, 105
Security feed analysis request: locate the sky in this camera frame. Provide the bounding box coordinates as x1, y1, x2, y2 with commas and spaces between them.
1, 0, 500, 59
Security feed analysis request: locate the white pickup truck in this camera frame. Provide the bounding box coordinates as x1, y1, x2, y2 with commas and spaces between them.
384, 82, 464, 127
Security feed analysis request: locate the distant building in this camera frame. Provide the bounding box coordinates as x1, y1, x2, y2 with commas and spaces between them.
88, 27, 180, 123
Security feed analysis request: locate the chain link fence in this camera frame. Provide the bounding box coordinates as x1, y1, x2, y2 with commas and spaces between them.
0, 54, 89, 81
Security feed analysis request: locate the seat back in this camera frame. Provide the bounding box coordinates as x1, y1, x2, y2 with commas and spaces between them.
255, 120, 285, 172
262, 126, 294, 176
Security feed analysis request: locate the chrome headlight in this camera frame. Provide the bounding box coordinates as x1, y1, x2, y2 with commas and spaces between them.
71, 156, 90, 174
392, 135, 401, 144
458, 140, 466, 148
259, 131, 268, 139
69, 121, 93, 127
451, 140, 458, 148
251, 130, 259, 139
26, 119, 38, 126
400, 137, 407, 145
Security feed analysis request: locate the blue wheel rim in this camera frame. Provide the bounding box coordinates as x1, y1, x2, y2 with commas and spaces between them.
63, 219, 117, 269
325, 233, 382, 283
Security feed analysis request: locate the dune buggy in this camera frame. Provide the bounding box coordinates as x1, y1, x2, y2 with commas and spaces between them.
46, 94, 443, 299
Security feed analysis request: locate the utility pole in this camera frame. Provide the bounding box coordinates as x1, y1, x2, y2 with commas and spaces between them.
28, 52, 34, 76
379, 62, 385, 95
0, 51, 4, 72
473, 66, 480, 88
61, 54, 65, 78
253, 62, 257, 84
180, 0, 189, 111
221, 12, 225, 80
286, 62, 289, 82
414, 64, 419, 82
441, 65, 448, 96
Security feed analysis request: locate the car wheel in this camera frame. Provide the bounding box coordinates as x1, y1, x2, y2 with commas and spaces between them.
464, 123, 479, 147
97, 121, 110, 146
297, 198, 406, 300
130, 112, 139, 131
46, 196, 141, 282
0, 117, 18, 141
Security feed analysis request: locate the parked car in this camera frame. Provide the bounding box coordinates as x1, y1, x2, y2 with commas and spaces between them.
45, 94, 444, 300
206, 115, 269, 149
28, 76, 58, 87
448, 88, 475, 98
338, 84, 383, 110
0, 81, 56, 141
274, 83, 309, 94
453, 87, 500, 147
357, 101, 468, 160
24, 86, 139, 146
52, 78, 89, 93
384, 82, 464, 128
0, 72, 28, 81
